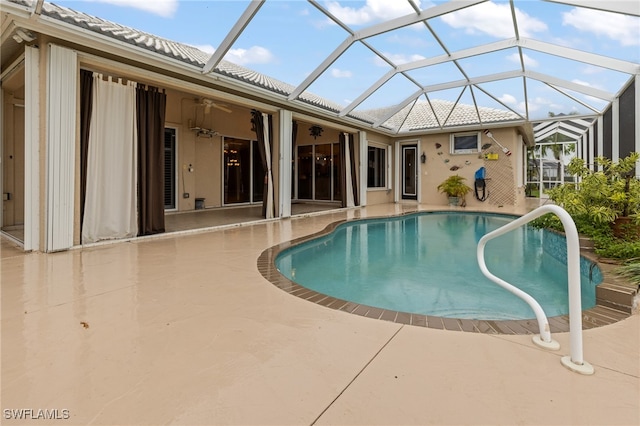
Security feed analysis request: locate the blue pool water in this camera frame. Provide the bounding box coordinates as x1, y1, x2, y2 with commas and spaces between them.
275, 212, 601, 320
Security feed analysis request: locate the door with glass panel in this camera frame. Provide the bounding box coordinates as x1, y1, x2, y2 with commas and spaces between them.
223, 137, 264, 205
402, 145, 418, 200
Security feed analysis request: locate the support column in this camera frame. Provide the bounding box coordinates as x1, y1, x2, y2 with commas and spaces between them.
24, 45, 40, 251
359, 130, 367, 207
278, 109, 292, 218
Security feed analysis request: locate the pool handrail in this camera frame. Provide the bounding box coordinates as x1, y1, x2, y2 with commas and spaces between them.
476, 204, 594, 375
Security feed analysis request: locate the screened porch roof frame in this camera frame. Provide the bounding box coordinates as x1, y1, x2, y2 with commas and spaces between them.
200, 0, 639, 135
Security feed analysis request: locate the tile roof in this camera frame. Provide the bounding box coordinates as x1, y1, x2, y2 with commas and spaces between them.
9, 0, 522, 132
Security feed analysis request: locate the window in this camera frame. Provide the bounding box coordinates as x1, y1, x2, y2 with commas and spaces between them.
367, 144, 388, 188
450, 132, 480, 154
164, 128, 176, 210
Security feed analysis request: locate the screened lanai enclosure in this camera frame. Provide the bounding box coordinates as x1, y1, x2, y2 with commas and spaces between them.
1, 0, 639, 251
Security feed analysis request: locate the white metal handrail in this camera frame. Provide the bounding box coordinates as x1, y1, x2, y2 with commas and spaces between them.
477, 205, 594, 375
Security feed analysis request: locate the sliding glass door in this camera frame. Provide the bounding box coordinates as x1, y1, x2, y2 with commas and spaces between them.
295, 143, 341, 201
223, 137, 264, 205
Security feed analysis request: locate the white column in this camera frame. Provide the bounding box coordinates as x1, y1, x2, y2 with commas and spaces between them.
24, 45, 40, 251
278, 109, 292, 218
46, 44, 77, 252
635, 75, 640, 177
612, 98, 619, 161
359, 130, 367, 207
597, 116, 604, 171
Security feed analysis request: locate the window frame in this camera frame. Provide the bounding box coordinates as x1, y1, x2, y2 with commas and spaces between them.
367, 142, 391, 190
450, 132, 481, 155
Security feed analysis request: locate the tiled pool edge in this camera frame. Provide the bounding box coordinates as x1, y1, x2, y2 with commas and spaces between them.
257, 211, 634, 335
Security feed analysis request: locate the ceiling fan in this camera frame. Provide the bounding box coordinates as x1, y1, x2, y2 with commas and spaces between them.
197, 97, 232, 114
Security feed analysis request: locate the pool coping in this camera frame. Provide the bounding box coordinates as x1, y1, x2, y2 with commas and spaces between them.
257, 210, 633, 335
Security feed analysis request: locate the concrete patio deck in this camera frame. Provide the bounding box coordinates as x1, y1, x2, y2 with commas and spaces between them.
1, 203, 638, 425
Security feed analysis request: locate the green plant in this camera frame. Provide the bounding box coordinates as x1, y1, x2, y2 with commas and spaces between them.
437, 174, 472, 199
547, 153, 640, 224
615, 260, 640, 286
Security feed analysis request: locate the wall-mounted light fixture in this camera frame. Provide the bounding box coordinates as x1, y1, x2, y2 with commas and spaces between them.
309, 125, 323, 140
421, 152, 427, 163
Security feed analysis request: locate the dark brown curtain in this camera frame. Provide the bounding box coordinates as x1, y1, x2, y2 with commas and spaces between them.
136, 84, 167, 236
251, 109, 273, 218
348, 133, 359, 206
339, 132, 347, 208
80, 69, 93, 231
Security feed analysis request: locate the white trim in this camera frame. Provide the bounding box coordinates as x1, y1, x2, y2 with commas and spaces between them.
450, 131, 481, 154
45, 44, 77, 252
24, 45, 40, 251
279, 109, 292, 218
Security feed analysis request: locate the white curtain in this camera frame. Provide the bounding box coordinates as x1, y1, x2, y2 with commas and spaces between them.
263, 112, 275, 219
82, 74, 138, 243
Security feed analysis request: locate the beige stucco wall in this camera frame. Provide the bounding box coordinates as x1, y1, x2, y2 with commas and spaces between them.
419, 127, 525, 208
164, 89, 265, 211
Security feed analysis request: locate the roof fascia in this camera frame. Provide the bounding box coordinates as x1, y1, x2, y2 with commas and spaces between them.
395, 119, 529, 137
201, 0, 265, 74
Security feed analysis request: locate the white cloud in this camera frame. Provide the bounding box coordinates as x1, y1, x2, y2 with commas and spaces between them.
506, 52, 538, 68
225, 46, 275, 66
441, 2, 547, 38
563, 8, 640, 47
85, 0, 178, 18
499, 93, 517, 105
325, 0, 429, 25
331, 68, 352, 78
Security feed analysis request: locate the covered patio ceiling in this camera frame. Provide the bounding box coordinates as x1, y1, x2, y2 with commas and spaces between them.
6, 0, 640, 136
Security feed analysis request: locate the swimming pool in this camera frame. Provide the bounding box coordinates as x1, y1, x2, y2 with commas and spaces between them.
273, 212, 602, 321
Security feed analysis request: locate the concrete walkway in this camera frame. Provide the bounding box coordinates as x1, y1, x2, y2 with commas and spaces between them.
1, 203, 638, 425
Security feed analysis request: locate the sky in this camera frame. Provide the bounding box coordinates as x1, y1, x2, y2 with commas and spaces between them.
54, 0, 640, 120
